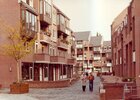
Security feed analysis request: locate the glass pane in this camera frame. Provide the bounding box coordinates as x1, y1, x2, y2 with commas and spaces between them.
26, 11, 29, 29
32, 14, 35, 31
34, 16, 37, 32
40, 0, 43, 14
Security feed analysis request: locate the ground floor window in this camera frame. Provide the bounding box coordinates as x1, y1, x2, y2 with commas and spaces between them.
22, 63, 33, 80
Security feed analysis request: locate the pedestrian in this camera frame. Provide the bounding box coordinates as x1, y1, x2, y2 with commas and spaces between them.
88, 72, 94, 92
81, 72, 87, 92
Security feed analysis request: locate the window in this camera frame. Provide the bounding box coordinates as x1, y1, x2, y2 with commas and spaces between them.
42, 46, 44, 53
63, 66, 66, 75
24, 10, 37, 32
60, 15, 65, 25
44, 67, 48, 77
40, 0, 43, 14
40, 0, 51, 18
35, 42, 38, 53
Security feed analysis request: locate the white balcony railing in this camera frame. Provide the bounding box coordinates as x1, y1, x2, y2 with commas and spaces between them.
76, 57, 83, 60
94, 57, 101, 60
76, 44, 83, 48
107, 63, 112, 67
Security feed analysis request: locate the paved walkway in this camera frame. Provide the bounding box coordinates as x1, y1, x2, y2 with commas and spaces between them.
0, 77, 100, 100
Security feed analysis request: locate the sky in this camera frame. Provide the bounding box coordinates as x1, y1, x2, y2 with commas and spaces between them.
53, 0, 131, 41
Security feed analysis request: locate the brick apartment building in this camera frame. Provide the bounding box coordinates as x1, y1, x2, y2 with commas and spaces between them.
74, 31, 91, 73
0, 0, 76, 87
111, 0, 140, 90
102, 41, 112, 72
75, 32, 112, 73
90, 34, 103, 72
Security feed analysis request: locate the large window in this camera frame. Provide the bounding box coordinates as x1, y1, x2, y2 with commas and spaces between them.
22, 10, 37, 32
40, 0, 51, 18
60, 15, 65, 25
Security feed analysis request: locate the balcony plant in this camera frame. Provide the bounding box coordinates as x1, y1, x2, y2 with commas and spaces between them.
122, 77, 135, 82
0, 21, 35, 93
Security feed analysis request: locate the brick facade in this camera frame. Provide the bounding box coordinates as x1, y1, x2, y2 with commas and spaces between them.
0, 0, 76, 88
111, 0, 140, 96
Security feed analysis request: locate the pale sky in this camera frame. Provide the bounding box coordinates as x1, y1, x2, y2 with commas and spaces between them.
53, 0, 131, 41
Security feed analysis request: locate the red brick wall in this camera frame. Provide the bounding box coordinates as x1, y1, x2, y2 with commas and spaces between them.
28, 79, 71, 88
103, 83, 124, 100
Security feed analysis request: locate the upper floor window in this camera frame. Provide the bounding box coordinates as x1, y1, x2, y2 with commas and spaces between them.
25, 10, 37, 32
40, 0, 51, 18
60, 15, 65, 25
65, 19, 69, 28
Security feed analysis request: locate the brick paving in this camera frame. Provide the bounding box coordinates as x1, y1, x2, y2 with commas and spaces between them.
0, 77, 100, 100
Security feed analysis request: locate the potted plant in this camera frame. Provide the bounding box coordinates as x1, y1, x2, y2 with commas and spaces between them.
122, 77, 135, 82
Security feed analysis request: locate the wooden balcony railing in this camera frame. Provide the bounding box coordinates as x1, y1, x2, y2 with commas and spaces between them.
57, 39, 68, 50
40, 32, 51, 45
50, 56, 66, 64
34, 53, 50, 62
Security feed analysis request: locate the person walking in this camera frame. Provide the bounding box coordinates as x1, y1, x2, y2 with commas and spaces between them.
81, 72, 87, 92
88, 72, 94, 92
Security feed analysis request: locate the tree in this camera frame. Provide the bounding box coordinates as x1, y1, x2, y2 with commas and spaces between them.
0, 21, 36, 83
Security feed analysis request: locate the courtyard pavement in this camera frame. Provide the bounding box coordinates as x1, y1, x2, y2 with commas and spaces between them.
0, 77, 100, 100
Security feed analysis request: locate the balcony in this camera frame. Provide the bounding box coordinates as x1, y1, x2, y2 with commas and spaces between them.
40, 32, 51, 45
67, 58, 76, 65
93, 56, 101, 61
77, 50, 83, 55
76, 44, 83, 48
94, 62, 102, 67
40, 13, 52, 26
34, 53, 50, 63
20, 1, 38, 15
57, 24, 66, 34
50, 56, 66, 64
57, 39, 68, 50
40, 0, 52, 26
93, 50, 101, 53
21, 29, 37, 40
106, 54, 112, 60
107, 63, 112, 67
76, 57, 83, 61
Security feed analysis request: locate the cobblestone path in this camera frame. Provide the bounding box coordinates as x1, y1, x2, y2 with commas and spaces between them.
29, 77, 100, 100
0, 77, 100, 100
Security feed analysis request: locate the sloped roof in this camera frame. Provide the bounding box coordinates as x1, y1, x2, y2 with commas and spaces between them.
74, 31, 91, 41
103, 41, 111, 47
90, 35, 102, 46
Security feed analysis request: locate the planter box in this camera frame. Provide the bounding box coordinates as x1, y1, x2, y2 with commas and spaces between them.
10, 83, 29, 94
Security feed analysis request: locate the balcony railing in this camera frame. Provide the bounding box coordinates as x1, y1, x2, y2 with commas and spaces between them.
57, 39, 68, 50
21, 29, 37, 40
106, 55, 112, 60
67, 58, 76, 65
57, 24, 66, 34
94, 57, 101, 60
34, 53, 50, 62
50, 56, 66, 64
40, 32, 51, 45
76, 57, 83, 60
40, 0, 52, 26
94, 62, 102, 67
40, 13, 52, 26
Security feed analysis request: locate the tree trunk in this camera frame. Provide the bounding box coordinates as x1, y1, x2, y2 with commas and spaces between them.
17, 60, 21, 83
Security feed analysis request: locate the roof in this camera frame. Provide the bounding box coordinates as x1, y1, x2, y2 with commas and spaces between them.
103, 41, 111, 47
90, 35, 102, 46
53, 5, 70, 20
74, 31, 91, 41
